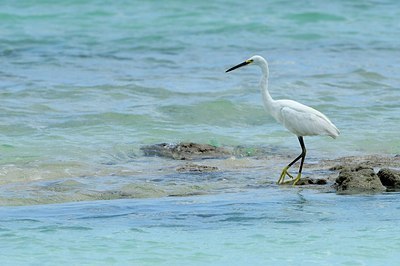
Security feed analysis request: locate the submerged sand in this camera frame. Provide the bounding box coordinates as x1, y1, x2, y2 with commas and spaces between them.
1, 142, 399, 206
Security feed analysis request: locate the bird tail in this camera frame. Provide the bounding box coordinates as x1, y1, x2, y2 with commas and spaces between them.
328, 123, 340, 139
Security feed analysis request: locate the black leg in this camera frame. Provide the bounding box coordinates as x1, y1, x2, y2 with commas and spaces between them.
286, 136, 306, 168
297, 136, 306, 175
287, 152, 303, 168
278, 136, 306, 184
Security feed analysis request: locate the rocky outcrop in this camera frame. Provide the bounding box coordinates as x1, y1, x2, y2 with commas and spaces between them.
377, 168, 400, 189
335, 165, 386, 193
141, 142, 231, 160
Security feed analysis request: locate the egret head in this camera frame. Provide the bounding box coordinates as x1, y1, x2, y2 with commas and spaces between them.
225, 55, 266, 73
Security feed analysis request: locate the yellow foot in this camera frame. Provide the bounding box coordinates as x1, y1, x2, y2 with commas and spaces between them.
292, 173, 302, 186
277, 166, 295, 185
277, 169, 302, 186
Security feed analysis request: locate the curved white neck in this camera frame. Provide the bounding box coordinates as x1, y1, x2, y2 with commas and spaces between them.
259, 60, 274, 112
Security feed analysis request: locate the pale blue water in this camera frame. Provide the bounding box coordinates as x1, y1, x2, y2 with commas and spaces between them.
2, 189, 400, 265
1, 0, 400, 264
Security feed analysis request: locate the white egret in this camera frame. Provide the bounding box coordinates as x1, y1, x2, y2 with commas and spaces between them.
226, 55, 339, 185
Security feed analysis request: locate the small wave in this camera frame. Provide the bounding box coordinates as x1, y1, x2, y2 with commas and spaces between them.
286, 12, 346, 23
352, 69, 387, 80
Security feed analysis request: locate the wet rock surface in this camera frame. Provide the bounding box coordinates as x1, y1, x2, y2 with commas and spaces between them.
3, 142, 400, 205
327, 155, 400, 170
335, 165, 386, 193
295, 178, 328, 186
176, 163, 219, 173
141, 143, 400, 193
377, 168, 400, 189
140, 143, 286, 160
141, 142, 231, 160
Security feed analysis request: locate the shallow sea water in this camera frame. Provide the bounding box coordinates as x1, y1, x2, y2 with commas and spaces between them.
1, 189, 400, 265
1, 0, 400, 264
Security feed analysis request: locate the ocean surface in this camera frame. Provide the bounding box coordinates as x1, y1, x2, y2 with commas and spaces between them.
1, 0, 400, 264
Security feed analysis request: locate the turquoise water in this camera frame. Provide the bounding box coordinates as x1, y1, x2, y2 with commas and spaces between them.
1, 0, 400, 264
1, 190, 400, 265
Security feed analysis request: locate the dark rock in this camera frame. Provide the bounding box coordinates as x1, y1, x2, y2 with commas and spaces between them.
295, 178, 328, 186
295, 178, 313, 185
314, 178, 328, 185
141, 142, 231, 160
329, 165, 344, 171
335, 165, 386, 193
176, 163, 219, 173
377, 168, 400, 188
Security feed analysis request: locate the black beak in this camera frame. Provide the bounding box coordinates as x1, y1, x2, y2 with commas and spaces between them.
225, 60, 251, 73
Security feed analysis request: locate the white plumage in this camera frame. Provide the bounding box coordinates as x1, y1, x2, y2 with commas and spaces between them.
226, 55, 339, 185
276, 99, 339, 138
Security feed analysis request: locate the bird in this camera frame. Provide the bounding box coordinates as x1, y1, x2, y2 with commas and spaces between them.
226, 55, 339, 185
